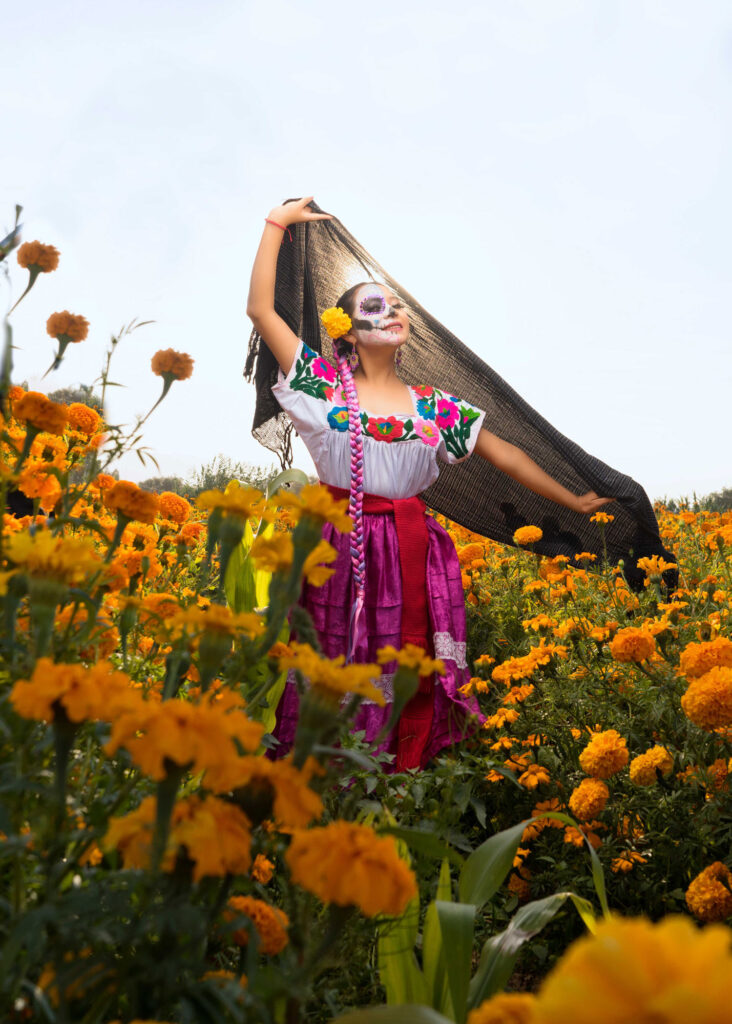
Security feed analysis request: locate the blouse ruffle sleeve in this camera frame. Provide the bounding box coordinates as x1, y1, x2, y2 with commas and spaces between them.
430, 387, 487, 464
270, 339, 345, 456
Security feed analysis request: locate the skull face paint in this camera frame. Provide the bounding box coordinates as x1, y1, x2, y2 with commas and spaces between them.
350, 287, 407, 346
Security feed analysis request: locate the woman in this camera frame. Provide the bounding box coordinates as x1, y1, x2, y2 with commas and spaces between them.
247, 197, 617, 771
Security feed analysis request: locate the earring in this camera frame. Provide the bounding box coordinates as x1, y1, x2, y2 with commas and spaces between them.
347, 345, 359, 372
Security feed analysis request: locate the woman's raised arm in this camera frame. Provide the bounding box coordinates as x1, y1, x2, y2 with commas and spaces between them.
246, 197, 332, 375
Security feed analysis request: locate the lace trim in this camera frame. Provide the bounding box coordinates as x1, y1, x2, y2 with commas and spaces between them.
433, 631, 467, 669
285, 669, 395, 706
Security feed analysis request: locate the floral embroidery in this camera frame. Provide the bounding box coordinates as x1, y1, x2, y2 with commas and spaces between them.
312, 356, 337, 383
365, 416, 405, 442
288, 342, 338, 400
327, 406, 349, 431
413, 419, 440, 447
416, 397, 435, 420
435, 398, 460, 429
413, 385, 434, 398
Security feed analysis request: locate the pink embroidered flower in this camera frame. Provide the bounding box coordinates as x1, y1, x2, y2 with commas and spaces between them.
435, 398, 459, 428
412, 385, 434, 398
365, 416, 405, 442
312, 356, 337, 383
413, 419, 440, 447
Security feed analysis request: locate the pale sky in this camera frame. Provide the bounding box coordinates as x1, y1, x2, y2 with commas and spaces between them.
4, 0, 731, 503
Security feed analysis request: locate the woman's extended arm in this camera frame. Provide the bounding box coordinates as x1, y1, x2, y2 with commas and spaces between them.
246, 196, 332, 375
474, 428, 615, 515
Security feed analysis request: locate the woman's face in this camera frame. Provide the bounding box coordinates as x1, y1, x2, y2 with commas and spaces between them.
347, 284, 410, 350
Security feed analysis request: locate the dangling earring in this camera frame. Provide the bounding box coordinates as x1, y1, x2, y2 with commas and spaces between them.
347, 344, 359, 372
395, 346, 403, 370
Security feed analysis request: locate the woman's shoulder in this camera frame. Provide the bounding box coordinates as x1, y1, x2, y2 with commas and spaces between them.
279, 339, 345, 404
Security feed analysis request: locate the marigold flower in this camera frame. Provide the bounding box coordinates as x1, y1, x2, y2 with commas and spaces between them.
278, 641, 384, 706
6, 529, 101, 584
568, 778, 609, 820
14, 391, 68, 435
251, 854, 275, 884
104, 480, 160, 524
321, 306, 352, 339
46, 310, 89, 342
611, 851, 647, 874
681, 667, 732, 731
67, 402, 101, 436
467, 992, 537, 1024
686, 862, 732, 922
679, 637, 732, 679
589, 511, 614, 524
457, 542, 484, 566
608, 626, 656, 663
170, 604, 264, 640
224, 896, 289, 954
564, 823, 602, 849
376, 643, 446, 678
151, 348, 194, 380
10, 658, 138, 724
276, 483, 353, 533
250, 533, 294, 573
535, 915, 732, 1023
285, 821, 417, 917
629, 746, 674, 786
578, 729, 629, 779
17, 240, 60, 272
196, 485, 268, 521
205, 754, 324, 827
513, 525, 543, 546
517, 763, 550, 789
157, 491, 191, 524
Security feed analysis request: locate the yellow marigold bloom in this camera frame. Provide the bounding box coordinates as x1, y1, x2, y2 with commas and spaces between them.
573, 551, 597, 562
17, 240, 60, 272
502, 683, 535, 705
249, 533, 294, 572
157, 491, 191, 524
104, 480, 160, 524
517, 763, 550, 789
629, 745, 674, 786
103, 695, 265, 781
150, 348, 194, 380
679, 637, 732, 679
611, 851, 647, 874
578, 729, 629, 779
205, 754, 324, 827
535, 915, 732, 1024
6, 529, 101, 584
285, 821, 417, 917
67, 402, 101, 436
302, 539, 338, 585
483, 707, 520, 729
681, 666, 732, 731
224, 896, 289, 954
14, 391, 68, 435
104, 794, 252, 881
589, 511, 614, 524
637, 553, 677, 579
522, 613, 555, 632
467, 992, 537, 1024
376, 643, 446, 678
170, 604, 264, 640
276, 482, 353, 532
46, 310, 89, 342
457, 541, 484, 566
321, 306, 352, 339
513, 525, 543, 546
10, 659, 138, 724
686, 862, 732, 923
564, 823, 603, 850
252, 854, 275, 884
197, 484, 268, 521
278, 641, 384, 706
568, 778, 609, 820
608, 626, 656, 663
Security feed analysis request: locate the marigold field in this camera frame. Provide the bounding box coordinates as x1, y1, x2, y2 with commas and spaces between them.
3, 218, 732, 1024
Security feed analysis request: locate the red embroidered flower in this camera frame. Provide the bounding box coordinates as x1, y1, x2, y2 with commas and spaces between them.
412, 385, 434, 398
366, 416, 405, 442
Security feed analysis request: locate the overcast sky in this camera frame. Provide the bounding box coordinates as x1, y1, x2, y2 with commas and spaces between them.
4, 0, 730, 503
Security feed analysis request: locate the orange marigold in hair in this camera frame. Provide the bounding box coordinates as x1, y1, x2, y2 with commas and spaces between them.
14, 391, 68, 435
16, 240, 60, 272
686, 862, 732, 922
224, 895, 289, 954
158, 491, 191, 524
151, 348, 194, 380
68, 402, 101, 436
46, 311, 89, 342
104, 480, 160, 524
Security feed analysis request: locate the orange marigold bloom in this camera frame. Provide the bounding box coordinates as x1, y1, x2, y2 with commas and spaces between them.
224, 896, 289, 954
10, 658, 138, 724
158, 491, 191, 524
517, 763, 550, 789
151, 348, 194, 380
568, 778, 609, 820
629, 746, 674, 786
16, 240, 60, 272
46, 310, 89, 342
681, 667, 732, 731
251, 853, 275, 884
467, 992, 537, 1024
608, 626, 656, 663
611, 851, 647, 874
14, 391, 68, 435
104, 480, 160, 524
206, 754, 324, 827
578, 729, 629, 779
67, 402, 101, 436
513, 525, 543, 546
457, 542, 484, 566
679, 637, 732, 679
686, 862, 732, 922
285, 821, 417, 917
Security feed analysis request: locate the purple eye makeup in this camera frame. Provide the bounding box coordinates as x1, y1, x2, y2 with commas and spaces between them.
359, 293, 387, 317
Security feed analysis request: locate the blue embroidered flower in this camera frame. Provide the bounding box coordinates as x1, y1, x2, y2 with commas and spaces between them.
416, 398, 435, 420
327, 406, 349, 431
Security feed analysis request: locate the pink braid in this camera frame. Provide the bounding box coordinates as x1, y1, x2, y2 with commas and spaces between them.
335, 342, 367, 662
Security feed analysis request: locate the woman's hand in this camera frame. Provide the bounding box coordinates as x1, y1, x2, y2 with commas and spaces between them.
574, 491, 616, 515
268, 196, 333, 228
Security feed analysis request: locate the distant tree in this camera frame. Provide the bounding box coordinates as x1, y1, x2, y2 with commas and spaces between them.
657, 486, 732, 514
138, 475, 189, 497
48, 383, 103, 412
186, 455, 282, 497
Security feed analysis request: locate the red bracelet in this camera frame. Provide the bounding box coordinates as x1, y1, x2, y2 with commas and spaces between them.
265, 217, 293, 242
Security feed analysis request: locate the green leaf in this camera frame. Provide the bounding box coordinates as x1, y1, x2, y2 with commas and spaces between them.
468, 892, 575, 1009
377, 894, 427, 1006
435, 900, 474, 1024
334, 1008, 453, 1024
224, 534, 256, 614
423, 860, 453, 1017
266, 467, 310, 497
379, 826, 464, 868
458, 818, 529, 908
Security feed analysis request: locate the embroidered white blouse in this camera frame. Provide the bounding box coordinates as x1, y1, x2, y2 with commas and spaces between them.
271, 340, 487, 500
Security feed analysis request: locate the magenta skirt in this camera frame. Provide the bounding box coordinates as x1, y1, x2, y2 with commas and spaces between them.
272, 509, 483, 766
